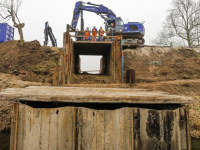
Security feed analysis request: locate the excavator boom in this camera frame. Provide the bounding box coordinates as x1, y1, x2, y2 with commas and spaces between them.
44, 22, 57, 47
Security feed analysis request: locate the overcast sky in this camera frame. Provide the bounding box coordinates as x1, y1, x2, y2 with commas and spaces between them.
6, 0, 172, 71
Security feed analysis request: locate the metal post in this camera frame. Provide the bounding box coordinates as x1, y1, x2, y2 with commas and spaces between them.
111, 28, 114, 41
121, 36, 124, 83
129, 69, 136, 84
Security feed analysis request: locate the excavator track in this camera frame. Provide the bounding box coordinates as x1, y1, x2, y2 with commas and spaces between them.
122, 36, 145, 48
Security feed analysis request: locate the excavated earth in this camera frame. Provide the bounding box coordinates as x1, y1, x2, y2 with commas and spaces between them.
0, 41, 200, 141
0, 40, 59, 84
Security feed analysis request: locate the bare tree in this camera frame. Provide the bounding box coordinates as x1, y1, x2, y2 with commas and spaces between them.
151, 23, 186, 46
0, 0, 25, 41
151, 0, 200, 47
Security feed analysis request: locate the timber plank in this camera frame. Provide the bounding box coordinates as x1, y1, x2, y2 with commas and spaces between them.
22, 105, 33, 149
39, 109, 50, 150
179, 107, 188, 149
31, 108, 42, 150
49, 109, 58, 150
10, 102, 19, 150
16, 103, 24, 150
57, 107, 76, 149
96, 110, 105, 150
0, 86, 193, 104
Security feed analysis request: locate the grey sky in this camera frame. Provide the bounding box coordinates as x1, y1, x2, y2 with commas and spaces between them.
6, 0, 171, 71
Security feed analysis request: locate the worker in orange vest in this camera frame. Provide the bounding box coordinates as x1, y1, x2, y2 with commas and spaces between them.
92, 26, 97, 41
99, 27, 104, 41
85, 27, 90, 41
112, 22, 115, 28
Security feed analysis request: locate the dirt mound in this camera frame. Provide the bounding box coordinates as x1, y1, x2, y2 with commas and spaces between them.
123, 47, 199, 83
155, 57, 200, 80
71, 74, 113, 84
0, 73, 45, 132
0, 40, 59, 83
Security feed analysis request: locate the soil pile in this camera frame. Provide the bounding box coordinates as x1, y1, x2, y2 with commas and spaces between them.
0, 40, 59, 83
0, 73, 45, 132
123, 47, 200, 83
71, 74, 114, 84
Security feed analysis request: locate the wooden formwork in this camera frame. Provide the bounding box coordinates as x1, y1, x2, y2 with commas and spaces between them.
10, 102, 191, 150
0, 86, 192, 150
53, 32, 122, 85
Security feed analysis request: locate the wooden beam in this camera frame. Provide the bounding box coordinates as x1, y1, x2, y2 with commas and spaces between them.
0, 86, 193, 104
10, 102, 19, 150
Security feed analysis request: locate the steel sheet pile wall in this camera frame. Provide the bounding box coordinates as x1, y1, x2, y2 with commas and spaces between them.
10, 102, 191, 150
53, 32, 72, 85
53, 32, 122, 85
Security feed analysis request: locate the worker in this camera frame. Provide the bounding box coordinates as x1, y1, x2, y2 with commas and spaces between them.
111, 22, 115, 28
92, 26, 97, 41
99, 27, 104, 41
85, 27, 90, 41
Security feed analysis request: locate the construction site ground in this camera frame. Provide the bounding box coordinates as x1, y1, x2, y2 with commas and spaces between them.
0, 40, 200, 143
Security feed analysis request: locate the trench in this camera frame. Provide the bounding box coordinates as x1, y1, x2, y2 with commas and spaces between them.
74, 42, 111, 75
20, 101, 181, 110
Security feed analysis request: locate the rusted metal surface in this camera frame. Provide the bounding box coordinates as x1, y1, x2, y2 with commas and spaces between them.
126, 69, 136, 84
9, 102, 19, 150
10, 103, 191, 150
53, 32, 122, 85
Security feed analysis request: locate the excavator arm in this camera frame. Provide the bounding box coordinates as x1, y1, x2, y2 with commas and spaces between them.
70, 1, 116, 30
44, 22, 57, 47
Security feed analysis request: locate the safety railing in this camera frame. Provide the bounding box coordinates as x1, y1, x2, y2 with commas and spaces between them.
69, 31, 121, 41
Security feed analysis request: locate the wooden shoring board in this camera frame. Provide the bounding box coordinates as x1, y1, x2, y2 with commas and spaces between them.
10, 104, 191, 150
10, 103, 76, 150
0, 86, 192, 104
76, 107, 134, 150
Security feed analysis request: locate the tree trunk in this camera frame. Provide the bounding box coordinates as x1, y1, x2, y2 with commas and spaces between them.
17, 26, 24, 41
14, 23, 25, 41
187, 32, 191, 47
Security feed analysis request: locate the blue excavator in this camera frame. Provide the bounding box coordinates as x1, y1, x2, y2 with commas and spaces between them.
67, 1, 145, 46
44, 22, 57, 47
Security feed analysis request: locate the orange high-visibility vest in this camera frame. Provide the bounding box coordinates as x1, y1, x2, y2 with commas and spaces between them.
99, 28, 104, 35
92, 28, 97, 35
85, 30, 89, 39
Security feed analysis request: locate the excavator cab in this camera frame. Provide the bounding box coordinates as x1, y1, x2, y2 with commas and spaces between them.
115, 18, 124, 32
105, 17, 124, 33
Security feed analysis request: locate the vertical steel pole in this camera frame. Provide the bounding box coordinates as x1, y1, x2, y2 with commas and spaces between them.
121, 36, 124, 83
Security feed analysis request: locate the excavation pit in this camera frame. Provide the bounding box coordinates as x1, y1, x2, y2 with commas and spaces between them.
74, 42, 112, 75
54, 33, 122, 85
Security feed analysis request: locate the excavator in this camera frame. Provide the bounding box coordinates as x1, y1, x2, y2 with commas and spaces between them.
67, 1, 145, 46
44, 22, 57, 47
